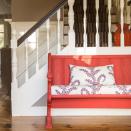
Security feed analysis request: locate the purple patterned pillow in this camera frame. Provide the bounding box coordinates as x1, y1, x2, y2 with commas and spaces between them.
69, 64, 116, 86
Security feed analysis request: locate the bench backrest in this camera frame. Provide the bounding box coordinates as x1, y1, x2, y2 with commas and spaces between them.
48, 54, 131, 85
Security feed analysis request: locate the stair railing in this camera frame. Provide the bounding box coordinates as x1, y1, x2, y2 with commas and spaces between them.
11, 0, 68, 88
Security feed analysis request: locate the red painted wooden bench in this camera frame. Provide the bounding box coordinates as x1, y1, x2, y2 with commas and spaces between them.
45, 53, 131, 128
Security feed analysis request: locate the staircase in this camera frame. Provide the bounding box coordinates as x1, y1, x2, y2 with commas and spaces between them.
11, 0, 131, 116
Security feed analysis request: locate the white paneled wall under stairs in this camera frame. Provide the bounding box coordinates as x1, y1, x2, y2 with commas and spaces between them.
11, 0, 131, 116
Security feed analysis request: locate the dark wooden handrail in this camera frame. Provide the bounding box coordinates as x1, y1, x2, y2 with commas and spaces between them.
17, 0, 67, 46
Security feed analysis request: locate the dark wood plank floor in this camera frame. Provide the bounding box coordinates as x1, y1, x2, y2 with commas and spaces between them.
0, 116, 131, 131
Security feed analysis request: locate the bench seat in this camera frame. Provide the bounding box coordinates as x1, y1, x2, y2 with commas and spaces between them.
51, 85, 131, 95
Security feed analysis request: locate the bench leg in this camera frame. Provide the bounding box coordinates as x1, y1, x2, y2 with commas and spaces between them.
45, 115, 52, 128
45, 104, 52, 128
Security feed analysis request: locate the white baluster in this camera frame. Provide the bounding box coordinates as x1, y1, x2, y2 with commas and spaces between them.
108, 0, 112, 47
83, 0, 87, 48
46, 19, 50, 53
11, 30, 18, 88
57, 9, 61, 53
120, 0, 124, 47
68, 0, 75, 48
25, 39, 28, 81
96, 0, 100, 47
36, 31, 39, 72
19, 32, 28, 82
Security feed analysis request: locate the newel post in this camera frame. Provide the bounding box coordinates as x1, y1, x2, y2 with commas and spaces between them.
68, 0, 75, 48
11, 30, 18, 89
57, 9, 61, 53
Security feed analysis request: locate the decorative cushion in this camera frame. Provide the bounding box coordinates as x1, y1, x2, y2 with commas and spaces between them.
51, 85, 131, 95
69, 64, 116, 86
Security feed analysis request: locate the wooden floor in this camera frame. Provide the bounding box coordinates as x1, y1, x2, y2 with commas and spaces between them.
0, 116, 131, 131
0, 86, 11, 120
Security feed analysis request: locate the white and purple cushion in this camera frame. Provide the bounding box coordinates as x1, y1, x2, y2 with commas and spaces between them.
69, 64, 116, 86
51, 85, 131, 95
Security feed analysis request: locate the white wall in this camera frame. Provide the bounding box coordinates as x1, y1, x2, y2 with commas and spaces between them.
12, 63, 48, 116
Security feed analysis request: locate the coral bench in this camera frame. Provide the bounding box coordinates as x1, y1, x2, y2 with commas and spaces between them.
45, 53, 131, 128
